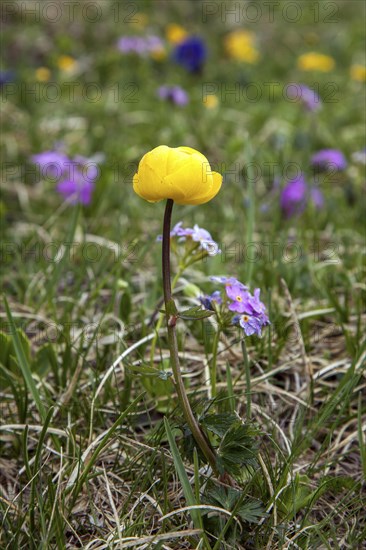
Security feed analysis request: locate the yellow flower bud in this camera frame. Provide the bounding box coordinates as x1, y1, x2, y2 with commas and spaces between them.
133, 145, 222, 205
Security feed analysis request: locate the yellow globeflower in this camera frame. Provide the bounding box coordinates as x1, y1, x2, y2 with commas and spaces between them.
166, 24, 188, 45
297, 52, 335, 72
203, 94, 219, 109
224, 29, 259, 63
350, 64, 366, 82
133, 145, 222, 205
57, 55, 77, 72
35, 67, 51, 82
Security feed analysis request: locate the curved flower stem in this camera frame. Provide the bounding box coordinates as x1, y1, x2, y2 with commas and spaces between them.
162, 199, 219, 475
149, 268, 183, 365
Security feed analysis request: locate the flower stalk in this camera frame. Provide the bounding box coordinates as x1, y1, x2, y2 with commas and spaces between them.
162, 199, 218, 475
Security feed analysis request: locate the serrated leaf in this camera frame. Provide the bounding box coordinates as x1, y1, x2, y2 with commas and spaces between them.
201, 413, 238, 438
236, 499, 266, 524
204, 482, 265, 524
179, 305, 215, 320
217, 422, 260, 477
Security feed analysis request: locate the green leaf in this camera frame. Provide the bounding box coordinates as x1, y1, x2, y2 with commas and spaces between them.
3, 296, 46, 421
0, 331, 11, 366
164, 418, 203, 531
217, 422, 260, 477
119, 291, 131, 323
178, 305, 215, 321
33, 343, 57, 377
201, 413, 238, 438
205, 482, 265, 524
165, 298, 178, 317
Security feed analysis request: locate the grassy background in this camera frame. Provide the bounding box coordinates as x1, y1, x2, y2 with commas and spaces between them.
1, 1, 365, 548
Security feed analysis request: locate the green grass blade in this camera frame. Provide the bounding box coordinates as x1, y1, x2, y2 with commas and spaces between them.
164, 417, 203, 531
3, 295, 46, 421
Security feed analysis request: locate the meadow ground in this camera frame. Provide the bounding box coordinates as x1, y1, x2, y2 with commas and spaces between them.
1, 1, 366, 548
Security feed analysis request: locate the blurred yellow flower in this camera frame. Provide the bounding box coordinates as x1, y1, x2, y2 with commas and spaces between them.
350, 64, 366, 82
133, 145, 222, 205
129, 12, 148, 30
35, 67, 51, 82
203, 95, 219, 109
57, 55, 77, 73
224, 29, 259, 63
297, 52, 335, 72
150, 47, 167, 61
166, 24, 188, 45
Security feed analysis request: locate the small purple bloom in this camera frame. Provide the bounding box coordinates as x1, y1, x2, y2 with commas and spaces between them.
311, 149, 347, 171
30, 150, 70, 179
117, 36, 147, 54
200, 291, 222, 311
280, 174, 307, 217
56, 174, 94, 205
286, 83, 321, 112
238, 314, 265, 337
30, 149, 99, 205
159, 222, 220, 256
158, 85, 189, 106
210, 276, 248, 290
173, 36, 207, 73
117, 35, 164, 56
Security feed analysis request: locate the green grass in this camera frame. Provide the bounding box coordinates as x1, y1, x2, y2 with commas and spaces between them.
1, 1, 365, 548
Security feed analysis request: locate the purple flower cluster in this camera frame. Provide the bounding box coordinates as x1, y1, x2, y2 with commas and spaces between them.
286, 83, 321, 112
158, 222, 221, 256
280, 173, 323, 218
311, 149, 347, 171
157, 85, 189, 106
204, 277, 270, 337
117, 35, 164, 55
30, 150, 99, 205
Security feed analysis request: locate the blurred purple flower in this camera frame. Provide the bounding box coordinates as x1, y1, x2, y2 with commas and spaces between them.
30, 150, 70, 179
311, 149, 347, 171
173, 36, 207, 73
117, 35, 164, 55
286, 83, 321, 112
30, 150, 99, 205
56, 175, 94, 205
280, 174, 308, 217
158, 85, 189, 106
200, 291, 222, 311
117, 36, 146, 54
